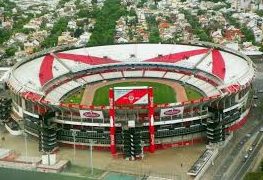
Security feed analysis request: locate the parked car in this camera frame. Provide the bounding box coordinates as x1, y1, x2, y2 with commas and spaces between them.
249, 147, 253, 152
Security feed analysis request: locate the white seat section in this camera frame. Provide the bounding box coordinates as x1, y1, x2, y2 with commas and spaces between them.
207, 89, 220, 96
164, 72, 184, 80
144, 70, 165, 78
67, 80, 81, 88
191, 79, 206, 87
45, 90, 64, 104
82, 74, 103, 83
200, 83, 214, 93
207, 90, 219, 96
205, 86, 216, 94
180, 75, 191, 82
185, 77, 199, 85
8, 76, 22, 92
76, 78, 87, 85
101, 71, 123, 79
123, 70, 143, 77
45, 80, 81, 104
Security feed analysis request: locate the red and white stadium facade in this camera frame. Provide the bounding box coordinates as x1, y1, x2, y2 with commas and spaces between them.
6, 42, 255, 156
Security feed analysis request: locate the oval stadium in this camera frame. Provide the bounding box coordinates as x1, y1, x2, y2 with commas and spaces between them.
6, 42, 255, 159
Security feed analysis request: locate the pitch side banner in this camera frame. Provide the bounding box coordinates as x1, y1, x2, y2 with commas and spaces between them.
114, 86, 149, 105
160, 107, 184, 117
79, 110, 104, 119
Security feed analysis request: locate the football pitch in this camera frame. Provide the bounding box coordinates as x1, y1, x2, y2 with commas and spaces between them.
63, 81, 203, 105
92, 81, 177, 106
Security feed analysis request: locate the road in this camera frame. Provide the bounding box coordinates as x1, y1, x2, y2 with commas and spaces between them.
231, 132, 263, 180
209, 122, 263, 180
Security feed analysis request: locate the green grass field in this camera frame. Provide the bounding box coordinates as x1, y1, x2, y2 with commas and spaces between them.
185, 86, 203, 101
0, 167, 93, 180
244, 172, 263, 180
0, 166, 138, 180
62, 81, 204, 105
92, 81, 176, 106
63, 88, 85, 104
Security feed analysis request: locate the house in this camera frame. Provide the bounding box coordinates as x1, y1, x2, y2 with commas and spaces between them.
58, 32, 77, 46
211, 29, 224, 44
29, 30, 48, 43
224, 26, 244, 42
76, 32, 92, 46
24, 40, 40, 54
13, 33, 28, 43
67, 20, 77, 30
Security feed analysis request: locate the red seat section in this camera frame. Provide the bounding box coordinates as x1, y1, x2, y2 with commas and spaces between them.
144, 48, 209, 63
21, 91, 42, 102
56, 53, 120, 65
212, 50, 225, 80
39, 55, 55, 86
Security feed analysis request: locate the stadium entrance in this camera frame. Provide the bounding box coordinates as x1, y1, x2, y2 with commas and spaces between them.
109, 86, 155, 160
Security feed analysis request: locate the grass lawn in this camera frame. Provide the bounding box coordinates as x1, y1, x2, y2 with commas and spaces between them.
185, 86, 203, 100
65, 164, 104, 178
244, 172, 263, 180
0, 167, 94, 180
63, 88, 85, 104
93, 81, 176, 106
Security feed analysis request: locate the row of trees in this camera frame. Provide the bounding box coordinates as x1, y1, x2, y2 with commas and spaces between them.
181, 9, 212, 42
0, 29, 12, 45
41, 17, 69, 48
255, 10, 263, 17
146, 16, 161, 43
88, 0, 127, 46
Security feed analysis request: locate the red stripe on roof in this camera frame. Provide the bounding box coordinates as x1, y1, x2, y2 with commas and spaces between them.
56, 53, 120, 65
39, 55, 54, 86
212, 50, 225, 80
144, 48, 209, 63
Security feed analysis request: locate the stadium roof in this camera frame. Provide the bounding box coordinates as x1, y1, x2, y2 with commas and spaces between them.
8, 43, 254, 103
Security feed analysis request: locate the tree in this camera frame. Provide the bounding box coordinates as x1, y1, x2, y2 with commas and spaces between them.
77, 8, 91, 18
149, 27, 161, 43
41, 17, 69, 48
0, 29, 12, 45
5, 47, 17, 57
91, 0, 98, 4
74, 28, 84, 38
255, 10, 263, 17
88, 0, 127, 46
180, 9, 212, 42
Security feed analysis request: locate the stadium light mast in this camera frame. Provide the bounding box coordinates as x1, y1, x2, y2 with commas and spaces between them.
89, 139, 94, 175
23, 129, 28, 161
71, 129, 77, 162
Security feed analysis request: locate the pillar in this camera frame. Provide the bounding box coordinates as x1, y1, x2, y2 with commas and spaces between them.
109, 88, 116, 155
148, 87, 155, 153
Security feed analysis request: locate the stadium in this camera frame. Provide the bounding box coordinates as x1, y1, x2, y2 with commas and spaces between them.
6, 42, 255, 159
